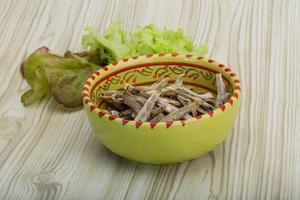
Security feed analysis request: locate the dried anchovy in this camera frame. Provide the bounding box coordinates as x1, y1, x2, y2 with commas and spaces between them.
216, 73, 226, 106
150, 78, 169, 90
136, 96, 147, 105
177, 95, 198, 117
150, 113, 165, 123
100, 91, 125, 110
100, 95, 116, 102
171, 88, 214, 110
172, 88, 207, 108
160, 101, 202, 122
216, 74, 226, 98
177, 95, 190, 106
156, 100, 178, 112
111, 93, 123, 103
134, 90, 161, 122
139, 92, 182, 107
125, 84, 150, 94
159, 97, 182, 107
165, 74, 213, 99
197, 106, 208, 114
156, 100, 192, 119
177, 95, 197, 116
172, 74, 184, 89
123, 92, 143, 115
99, 73, 230, 123
179, 87, 213, 99
105, 90, 124, 96
151, 104, 165, 117
160, 91, 177, 98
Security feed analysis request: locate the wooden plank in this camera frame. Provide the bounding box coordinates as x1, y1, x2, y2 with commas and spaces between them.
0, 0, 299, 199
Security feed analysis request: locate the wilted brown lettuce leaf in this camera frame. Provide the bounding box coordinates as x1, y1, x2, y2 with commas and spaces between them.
21, 47, 102, 108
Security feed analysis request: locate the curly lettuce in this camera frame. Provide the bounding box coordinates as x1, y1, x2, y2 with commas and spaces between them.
83, 22, 208, 61
21, 47, 99, 107
21, 22, 208, 108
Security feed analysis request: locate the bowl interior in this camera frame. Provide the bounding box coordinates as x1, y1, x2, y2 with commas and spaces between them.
89, 61, 233, 108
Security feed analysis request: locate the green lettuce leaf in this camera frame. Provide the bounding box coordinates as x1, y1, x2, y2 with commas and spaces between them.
22, 22, 208, 108
83, 22, 208, 60
21, 47, 99, 107
82, 21, 131, 62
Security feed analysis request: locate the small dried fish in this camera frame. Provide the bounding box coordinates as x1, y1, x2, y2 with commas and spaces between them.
100, 93, 123, 104
167, 74, 213, 99
197, 106, 208, 114
155, 99, 191, 119
156, 101, 175, 112
174, 89, 214, 111
216, 73, 227, 106
201, 101, 215, 111
216, 74, 226, 98
135, 85, 153, 91
178, 87, 213, 100
123, 92, 143, 115
105, 90, 124, 96
150, 78, 169, 90
138, 92, 181, 108
138, 91, 150, 98
170, 74, 184, 89
111, 93, 123, 103
99, 73, 231, 123
177, 95, 197, 116
151, 105, 165, 117
175, 74, 185, 85
150, 113, 165, 123
160, 91, 177, 98
125, 84, 151, 94
178, 92, 214, 111
143, 78, 170, 95
135, 90, 161, 122
177, 95, 190, 106
136, 96, 147, 105
100, 95, 115, 102
159, 97, 182, 107
160, 101, 202, 122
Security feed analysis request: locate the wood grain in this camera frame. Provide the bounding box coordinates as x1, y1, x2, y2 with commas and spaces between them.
0, 0, 299, 199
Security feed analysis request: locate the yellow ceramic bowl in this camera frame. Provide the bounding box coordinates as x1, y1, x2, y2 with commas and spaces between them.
82, 54, 241, 164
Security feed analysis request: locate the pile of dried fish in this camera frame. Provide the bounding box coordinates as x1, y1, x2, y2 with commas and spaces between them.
98, 74, 231, 122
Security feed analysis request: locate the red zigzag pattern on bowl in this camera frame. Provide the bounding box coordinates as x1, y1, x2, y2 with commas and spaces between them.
82, 54, 241, 129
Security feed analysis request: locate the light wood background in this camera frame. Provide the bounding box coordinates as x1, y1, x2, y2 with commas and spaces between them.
0, 0, 299, 199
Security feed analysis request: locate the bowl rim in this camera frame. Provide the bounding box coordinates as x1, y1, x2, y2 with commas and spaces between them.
82, 53, 241, 129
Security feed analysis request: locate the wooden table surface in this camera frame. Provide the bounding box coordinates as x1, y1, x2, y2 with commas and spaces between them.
0, 0, 299, 199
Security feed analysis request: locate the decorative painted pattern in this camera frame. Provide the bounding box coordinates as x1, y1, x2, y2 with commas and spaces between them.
82, 54, 241, 129
90, 63, 232, 102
